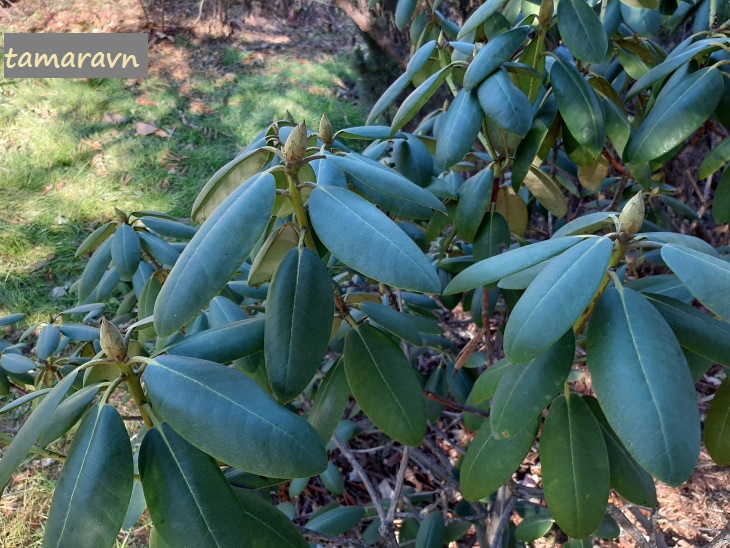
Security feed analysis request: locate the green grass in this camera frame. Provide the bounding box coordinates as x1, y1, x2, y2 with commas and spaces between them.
0, 47, 368, 321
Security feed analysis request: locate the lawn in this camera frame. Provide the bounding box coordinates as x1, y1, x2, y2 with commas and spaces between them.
0, 34, 368, 320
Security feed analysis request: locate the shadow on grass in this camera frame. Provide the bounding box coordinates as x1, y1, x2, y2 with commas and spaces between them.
0, 41, 369, 318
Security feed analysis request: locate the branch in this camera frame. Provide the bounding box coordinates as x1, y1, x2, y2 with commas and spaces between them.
331, 435, 391, 542
492, 495, 517, 548
606, 504, 651, 548
423, 390, 490, 418
381, 446, 410, 542
0, 432, 67, 463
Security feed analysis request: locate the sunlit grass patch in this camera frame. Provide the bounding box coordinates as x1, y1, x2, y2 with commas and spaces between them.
0, 47, 368, 318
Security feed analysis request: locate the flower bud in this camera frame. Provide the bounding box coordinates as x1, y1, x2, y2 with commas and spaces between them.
283, 121, 308, 165
319, 114, 333, 145
100, 318, 126, 362
618, 191, 644, 237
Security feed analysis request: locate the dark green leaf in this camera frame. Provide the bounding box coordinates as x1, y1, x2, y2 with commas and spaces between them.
552, 212, 619, 239
478, 68, 532, 138
308, 359, 349, 444
140, 216, 197, 240
512, 97, 558, 191
58, 324, 99, 342
646, 294, 730, 367
435, 89, 482, 169
344, 325, 427, 446
0, 369, 78, 488
625, 275, 693, 303
234, 488, 308, 547
43, 404, 133, 548
456, 169, 494, 242
143, 355, 327, 478
320, 461, 345, 495
491, 331, 575, 439
587, 287, 700, 486
360, 302, 423, 345
1, 353, 37, 374
154, 173, 274, 337
705, 377, 730, 465
416, 512, 446, 548
515, 513, 555, 542
335, 126, 406, 140
37, 383, 100, 447
464, 358, 511, 431
393, 135, 434, 188
75, 222, 115, 257
309, 186, 441, 294
395, 0, 417, 29
626, 38, 726, 98
541, 395, 609, 539
661, 243, 730, 321
265, 247, 334, 402
463, 26, 532, 89
328, 154, 446, 219
78, 237, 112, 303
550, 57, 605, 159
460, 418, 537, 501
625, 68, 724, 164
583, 396, 657, 507
111, 224, 141, 280
392, 66, 453, 133
458, 0, 509, 39
367, 73, 410, 125
594, 515, 620, 539
504, 236, 613, 363
407, 40, 438, 78
166, 317, 264, 363
138, 231, 180, 267
444, 237, 583, 295
139, 423, 267, 547
305, 506, 365, 536
208, 296, 248, 326
557, 0, 608, 64
474, 212, 511, 262
0, 388, 53, 415
699, 137, 730, 179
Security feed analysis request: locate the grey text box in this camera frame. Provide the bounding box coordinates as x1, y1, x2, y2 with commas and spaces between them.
4, 33, 148, 78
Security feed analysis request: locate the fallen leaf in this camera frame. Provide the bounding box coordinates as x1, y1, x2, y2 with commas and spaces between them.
136, 122, 159, 135
189, 99, 215, 115
135, 95, 156, 106
42, 183, 55, 196
154, 128, 170, 138
80, 138, 104, 151
103, 112, 130, 125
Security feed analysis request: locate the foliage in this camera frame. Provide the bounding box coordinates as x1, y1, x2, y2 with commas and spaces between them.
1, 0, 730, 545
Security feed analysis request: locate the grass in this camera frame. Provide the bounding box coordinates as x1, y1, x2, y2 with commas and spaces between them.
0, 43, 368, 322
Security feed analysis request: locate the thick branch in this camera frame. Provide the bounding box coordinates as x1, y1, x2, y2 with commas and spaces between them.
606, 504, 651, 548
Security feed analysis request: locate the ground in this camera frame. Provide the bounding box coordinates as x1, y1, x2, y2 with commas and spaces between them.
0, 1, 728, 547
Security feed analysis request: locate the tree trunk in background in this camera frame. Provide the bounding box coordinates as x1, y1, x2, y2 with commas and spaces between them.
197, 0, 231, 36
333, 0, 409, 69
